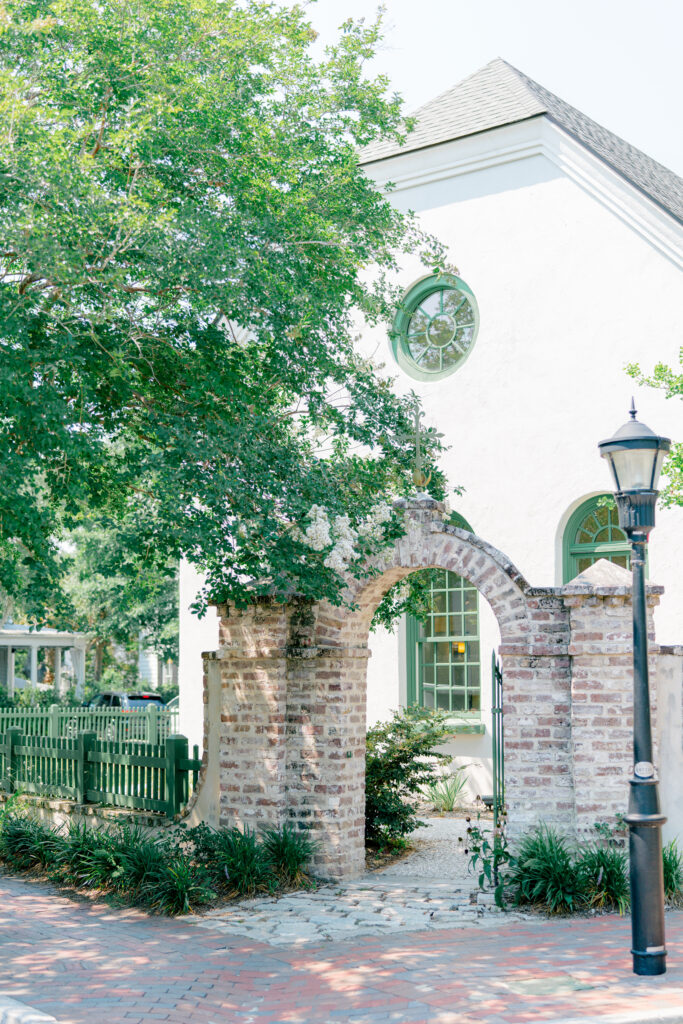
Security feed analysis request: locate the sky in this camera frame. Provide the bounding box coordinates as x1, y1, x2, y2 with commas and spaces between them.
308, 0, 683, 176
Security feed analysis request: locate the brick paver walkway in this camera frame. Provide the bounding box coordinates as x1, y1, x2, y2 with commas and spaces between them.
1, 874, 683, 1024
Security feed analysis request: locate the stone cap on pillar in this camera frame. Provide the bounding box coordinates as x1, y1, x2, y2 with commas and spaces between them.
393, 492, 446, 525
560, 557, 664, 599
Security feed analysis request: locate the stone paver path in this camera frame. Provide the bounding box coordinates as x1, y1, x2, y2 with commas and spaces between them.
185, 813, 508, 946
186, 877, 526, 945
2, 873, 683, 1024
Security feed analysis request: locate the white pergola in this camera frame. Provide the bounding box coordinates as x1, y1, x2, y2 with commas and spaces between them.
0, 621, 87, 698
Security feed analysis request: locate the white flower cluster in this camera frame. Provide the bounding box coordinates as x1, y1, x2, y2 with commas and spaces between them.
302, 505, 332, 551
357, 501, 393, 542
296, 501, 394, 575
324, 514, 357, 572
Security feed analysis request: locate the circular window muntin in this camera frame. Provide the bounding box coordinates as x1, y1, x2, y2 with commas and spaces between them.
390, 273, 479, 382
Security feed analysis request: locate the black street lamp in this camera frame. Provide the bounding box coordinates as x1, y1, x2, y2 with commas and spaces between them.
598, 400, 671, 977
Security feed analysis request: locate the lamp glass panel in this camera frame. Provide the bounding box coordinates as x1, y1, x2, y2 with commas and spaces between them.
603, 453, 621, 491
609, 448, 658, 491
652, 450, 667, 490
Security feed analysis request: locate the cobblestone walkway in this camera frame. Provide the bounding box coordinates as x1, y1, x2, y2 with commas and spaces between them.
186, 877, 528, 945
185, 814, 516, 946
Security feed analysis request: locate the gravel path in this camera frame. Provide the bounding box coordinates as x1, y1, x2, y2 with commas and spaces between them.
371, 811, 475, 882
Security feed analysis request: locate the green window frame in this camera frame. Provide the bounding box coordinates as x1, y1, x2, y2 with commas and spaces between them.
391, 274, 479, 382
563, 495, 632, 582
406, 513, 482, 721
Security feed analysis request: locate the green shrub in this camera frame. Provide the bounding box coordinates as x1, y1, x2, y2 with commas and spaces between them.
663, 839, 683, 904
576, 843, 629, 914
508, 825, 583, 914
114, 829, 171, 895
261, 825, 317, 886
138, 854, 214, 915
0, 814, 65, 871
365, 707, 452, 846
53, 822, 113, 887
188, 824, 276, 896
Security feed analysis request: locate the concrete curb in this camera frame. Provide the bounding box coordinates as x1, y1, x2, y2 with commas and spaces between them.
551, 1009, 683, 1024
0, 996, 58, 1024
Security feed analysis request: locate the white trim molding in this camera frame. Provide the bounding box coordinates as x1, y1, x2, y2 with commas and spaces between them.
363, 117, 683, 269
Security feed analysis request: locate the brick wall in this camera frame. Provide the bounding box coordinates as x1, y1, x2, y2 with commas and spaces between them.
193, 495, 661, 880
563, 585, 660, 835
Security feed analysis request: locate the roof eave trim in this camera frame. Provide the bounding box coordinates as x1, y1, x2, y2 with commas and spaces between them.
359, 113, 547, 168
544, 114, 682, 227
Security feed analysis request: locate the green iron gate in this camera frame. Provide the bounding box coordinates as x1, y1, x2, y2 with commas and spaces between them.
491, 651, 505, 828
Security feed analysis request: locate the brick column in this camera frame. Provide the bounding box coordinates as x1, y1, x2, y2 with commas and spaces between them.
562, 581, 661, 836
213, 599, 290, 831
500, 593, 574, 837
286, 642, 369, 880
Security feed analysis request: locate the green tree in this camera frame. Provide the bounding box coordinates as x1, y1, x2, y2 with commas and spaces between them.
628, 354, 683, 507
62, 514, 178, 680
0, 0, 448, 623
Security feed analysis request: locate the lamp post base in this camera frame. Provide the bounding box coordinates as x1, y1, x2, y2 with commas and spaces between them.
631, 950, 666, 976
626, 777, 667, 977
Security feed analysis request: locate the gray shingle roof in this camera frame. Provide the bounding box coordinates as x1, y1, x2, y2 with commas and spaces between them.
361, 59, 683, 224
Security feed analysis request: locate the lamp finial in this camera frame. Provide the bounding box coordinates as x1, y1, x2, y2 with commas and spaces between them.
630, 397, 637, 420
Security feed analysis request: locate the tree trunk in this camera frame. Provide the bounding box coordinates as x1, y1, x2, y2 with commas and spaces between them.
93, 640, 105, 682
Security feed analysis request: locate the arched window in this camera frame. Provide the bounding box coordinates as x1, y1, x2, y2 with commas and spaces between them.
390, 274, 479, 382
562, 495, 631, 582
406, 513, 481, 719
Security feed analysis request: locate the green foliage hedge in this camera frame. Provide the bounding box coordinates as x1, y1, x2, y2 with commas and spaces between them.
0, 811, 317, 915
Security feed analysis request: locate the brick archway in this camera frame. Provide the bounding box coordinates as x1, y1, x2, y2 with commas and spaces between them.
188, 495, 661, 880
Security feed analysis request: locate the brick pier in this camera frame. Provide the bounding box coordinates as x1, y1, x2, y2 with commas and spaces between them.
188, 495, 660, 879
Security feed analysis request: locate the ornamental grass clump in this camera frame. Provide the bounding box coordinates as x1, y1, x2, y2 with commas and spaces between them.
53, 821, 120, 888
138, 854, 215, 916
663, 839, 683, 905
422, 769, 469, 813
113, 829, 173, 897
575, 843, 630, 915
508, 825, 583, 914
0, 811, 318, 914
187, 824, 277, 897
0, 814, 65, 872
0, 815, 212, 915
261, 825, 318, 887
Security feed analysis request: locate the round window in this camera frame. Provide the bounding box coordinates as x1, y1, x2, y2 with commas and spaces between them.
390, 274, 479, 381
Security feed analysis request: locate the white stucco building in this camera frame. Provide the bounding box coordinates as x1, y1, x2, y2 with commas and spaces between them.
179, 60, 683, 813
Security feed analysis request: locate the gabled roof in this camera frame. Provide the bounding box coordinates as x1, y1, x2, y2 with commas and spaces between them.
361, 59, 683, 224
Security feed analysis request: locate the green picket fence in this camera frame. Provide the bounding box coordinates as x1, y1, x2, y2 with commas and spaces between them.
0, 730, 201, 818
0, 705, 179, 744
